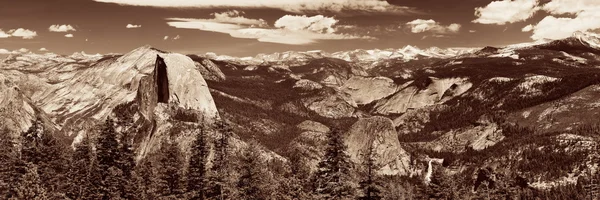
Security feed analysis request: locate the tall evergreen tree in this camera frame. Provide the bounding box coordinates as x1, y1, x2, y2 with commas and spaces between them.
206, 121, 234, 200
95, 117, 124, 199
188, 124, 210, 199
314, 128, 355, 200
66, 134, 97, 199
156, 141, 186, 198
282, 151, 311, 200
236, 140, 274, 200
358, 145, 383, 200
0, 127, 26, 199
12, 163, 48, 200
135, 156, 160, 200
118, 128, 137, 199
20, 118, 70, 197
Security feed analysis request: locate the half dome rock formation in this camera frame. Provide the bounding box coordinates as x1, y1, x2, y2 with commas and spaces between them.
345, 116, 413, 175
0, 46, 219, 144
137, 54, 219, 120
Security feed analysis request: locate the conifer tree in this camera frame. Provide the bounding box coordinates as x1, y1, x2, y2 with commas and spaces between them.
95, 117, 124, 199
13, 163, 48, 200
188, 124, 210, 199
236, 140, 274, 200
66, 134, 96, 199
314, 128, 355, 200
118, 128, 137, 199
358, 145, 383, 200
20, 118, 70, 197
156, 141, 186, 198
206, 121, 234, 200
0, 127, 25, 199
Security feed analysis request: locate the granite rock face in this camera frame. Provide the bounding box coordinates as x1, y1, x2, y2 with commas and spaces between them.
345, 116, 413, 175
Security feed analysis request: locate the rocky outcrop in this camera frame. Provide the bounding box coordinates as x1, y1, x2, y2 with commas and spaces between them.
341, 76, 399, 105
345, 116, 413, 175
303, 91, 356, 119
293, 79, 323, 91
0, 73, 42, 134
288, 120, 330, 170
195, 59, 226, 82
373, 77, 472, 115
424, 123, 505, 152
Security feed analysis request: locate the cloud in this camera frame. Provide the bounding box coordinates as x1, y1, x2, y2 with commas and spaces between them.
0, 48, 31, 54
65, 33, 74, 38
39, 47, 48, 51
406, 19, 461, 35
167, 13, 372, 45
163, 36, 169, 40
126, 24, 142, 28
0, 30, 10, 38
522, 24, 534, 32
473, 0, 539, 25
18, 48, 30, 53
0, 49, 10, 54
0, 28, 38, 39
49, 24, 76, 32
211, 10, 267, 27
93, 0, 414, 15
173, 35, 181, 40
528, 0, 600, 40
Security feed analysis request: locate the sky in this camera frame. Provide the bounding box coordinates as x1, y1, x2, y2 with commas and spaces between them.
1, 0, 599, 57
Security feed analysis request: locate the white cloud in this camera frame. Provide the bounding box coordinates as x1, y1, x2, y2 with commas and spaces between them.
167, 13, 371, 45
211, 10, 267, 27
173, 35, 181, 40
39, 47, 48, 51
469, 30, 477, 33
528, 0, 600, 40
65, 33, 74, 38
0, 28, 38, 39
93, 0, 413, 15
522, 24, 534, 32
0, 49, 11, 54
18, 48, 29, 53
473, 0, 539, 25
406, 19, 461, 35
163, 36, 169, 40
0, 29, 10, 38
126, 24, 142, 28
49, 24, 76, 32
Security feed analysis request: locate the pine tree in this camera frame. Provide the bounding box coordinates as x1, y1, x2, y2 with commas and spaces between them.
118, 128, 137, 199
206, 121, 234, 200
156, 141, 186, 198
20, 118, 70, 197
236, 140, 274, 200
66, 134, 97, 199
283, 151, 311, 200
358, 145, 383, 200
314, 128, 355, 200
95, 117, 124, 199
135, 156, 160, 200
0, 127, 26, 199
188, 124, 210, 199
12, 163, 48, 200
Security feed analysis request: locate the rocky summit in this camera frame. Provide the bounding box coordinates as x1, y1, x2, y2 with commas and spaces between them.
2, 31, 600, 199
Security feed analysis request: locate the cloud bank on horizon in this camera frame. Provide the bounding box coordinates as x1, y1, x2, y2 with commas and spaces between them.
92, 0, 415, 15
166, 12, 373, 45
474, 0, 600, 40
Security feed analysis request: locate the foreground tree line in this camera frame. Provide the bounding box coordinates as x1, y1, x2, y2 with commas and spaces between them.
0, 118, 598, 199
